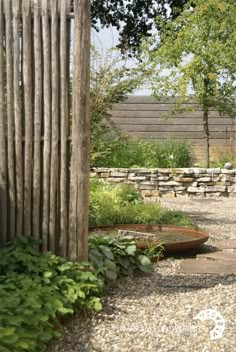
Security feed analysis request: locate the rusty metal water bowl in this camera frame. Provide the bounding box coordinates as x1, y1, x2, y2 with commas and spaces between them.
89, 224, 209, 254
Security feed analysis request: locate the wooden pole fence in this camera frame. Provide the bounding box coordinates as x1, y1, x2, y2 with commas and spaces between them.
0, 0, 90, 262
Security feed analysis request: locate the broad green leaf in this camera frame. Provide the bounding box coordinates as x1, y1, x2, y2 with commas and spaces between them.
99, 245, 114, 260
138, 264, 152, 273
125, 245, 136, 256
16, 341, 29, 349
0, 327, 16, 337
105, 270, 117, 281
43, 271, 53, 278
104, 259, 116, 271
138, 255, 151, 266
93, 300, 102, 311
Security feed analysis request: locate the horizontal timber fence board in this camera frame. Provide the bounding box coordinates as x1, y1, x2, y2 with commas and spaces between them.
0, 0, 90, 261
108, 96, 236, 162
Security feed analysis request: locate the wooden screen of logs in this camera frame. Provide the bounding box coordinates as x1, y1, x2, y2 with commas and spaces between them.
0, 0, 90, 261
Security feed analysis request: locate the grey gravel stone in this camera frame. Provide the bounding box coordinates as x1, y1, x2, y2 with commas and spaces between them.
47, 198, 236, 352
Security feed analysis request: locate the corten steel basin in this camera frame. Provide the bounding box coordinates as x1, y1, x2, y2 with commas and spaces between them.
89, 224, 209, 253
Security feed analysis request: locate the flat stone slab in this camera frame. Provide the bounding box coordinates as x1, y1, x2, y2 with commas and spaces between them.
177, 259, 236, 275
197, 252, 236, 262
215, 239, 236, 250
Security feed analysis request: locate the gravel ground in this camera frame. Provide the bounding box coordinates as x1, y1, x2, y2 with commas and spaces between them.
47, 197, 236, 352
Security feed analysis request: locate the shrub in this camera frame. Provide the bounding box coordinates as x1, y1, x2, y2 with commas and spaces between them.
0, 237, 103, 352
90, 47, 144, 165
91, 136, 193, 168
0, 235, 153, 351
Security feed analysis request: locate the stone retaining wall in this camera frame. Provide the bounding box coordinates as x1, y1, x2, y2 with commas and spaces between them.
90, 168, 236, 198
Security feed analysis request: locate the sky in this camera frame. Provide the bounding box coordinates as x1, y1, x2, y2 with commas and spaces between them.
91, 26, 152, 96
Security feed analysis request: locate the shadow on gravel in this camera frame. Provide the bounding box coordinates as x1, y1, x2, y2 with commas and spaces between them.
181, 211, 236, 225
108, 271, 236, 299
45, 270, 236, 352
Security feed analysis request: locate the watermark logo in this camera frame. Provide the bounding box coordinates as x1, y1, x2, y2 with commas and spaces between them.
193, 309, 225, 341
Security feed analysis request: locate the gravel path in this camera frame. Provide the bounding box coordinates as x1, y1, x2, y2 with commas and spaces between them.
47, 197, 236, 352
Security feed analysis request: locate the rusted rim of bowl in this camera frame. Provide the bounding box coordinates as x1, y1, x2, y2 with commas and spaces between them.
89, 224, 209, 253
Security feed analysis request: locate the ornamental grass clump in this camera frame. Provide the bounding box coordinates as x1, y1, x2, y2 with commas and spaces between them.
89, 180, 192, 227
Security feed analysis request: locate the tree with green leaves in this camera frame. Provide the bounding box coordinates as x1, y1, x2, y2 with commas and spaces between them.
90, 47, 144, 165
142, 0, 236, 167
72, 1, 189, 55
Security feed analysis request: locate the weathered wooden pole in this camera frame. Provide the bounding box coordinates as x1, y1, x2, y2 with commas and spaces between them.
22, 0, 33, 236
69, 0, 90, 261
42, 0, 51, 251
60, 0, 70, 258
33, 0, 43, 241
5, 0, 16, 240
0, 0, 7, 245
13, 0, 23, 236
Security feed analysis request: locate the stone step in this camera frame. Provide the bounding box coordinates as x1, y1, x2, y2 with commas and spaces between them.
196, 252, 236, 262
177, 258, 236, 275
215, 239, 236, 250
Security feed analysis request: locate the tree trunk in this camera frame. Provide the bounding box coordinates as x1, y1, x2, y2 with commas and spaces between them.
203, 76, 210, 168
203, 108, 210, 168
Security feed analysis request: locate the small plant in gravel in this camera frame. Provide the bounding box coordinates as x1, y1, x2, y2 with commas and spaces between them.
88, 235, 152, 286
142, 243, 165, 261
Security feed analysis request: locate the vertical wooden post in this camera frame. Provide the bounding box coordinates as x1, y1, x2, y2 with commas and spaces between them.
59, 0, 70, 257
13, 0, 23, 236
69, 0, 90, 261
0, 0, 7, 244
33, 0, 42, 240
49, 0, 59, 253
42, 0, 51, 250
22, 0, 32, 236
4, 0, 15, 240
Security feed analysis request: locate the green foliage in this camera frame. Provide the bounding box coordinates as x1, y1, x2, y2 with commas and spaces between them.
89, 180, 193, 227
91, 0, 188, 55
142, 243, 165, 261
88, 235, 152, 286
145, 0, 236, 104
90, 47, 143, 165
0, 237, 103, 352
141, 0, 236, 167
0, 233, 157, 351
89, 47, 193, 169
210, 150, 235, 168
91, 136, 193, 168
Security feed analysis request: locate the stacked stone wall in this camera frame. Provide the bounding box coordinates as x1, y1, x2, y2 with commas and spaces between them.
90, 168, 236, 198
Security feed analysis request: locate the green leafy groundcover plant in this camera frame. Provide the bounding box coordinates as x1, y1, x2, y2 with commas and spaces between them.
0, 236, 153, 352
88, 235, 152, 287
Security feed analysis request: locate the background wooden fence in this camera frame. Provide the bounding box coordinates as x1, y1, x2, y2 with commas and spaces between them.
110, 96, 236, 163
0, 0, 90, 261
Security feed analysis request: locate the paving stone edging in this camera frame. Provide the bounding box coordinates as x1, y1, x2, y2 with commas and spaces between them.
90, 167, 236, 198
